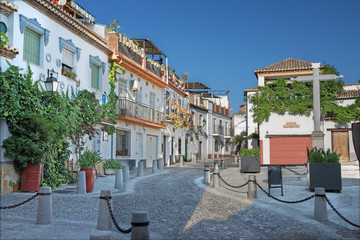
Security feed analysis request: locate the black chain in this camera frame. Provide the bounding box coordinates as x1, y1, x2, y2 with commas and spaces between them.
104, 197, 132, 234
218, 173, 250, 188
254, 180, 315, 204
324, 195, 360, 228
0, 193, 40, 210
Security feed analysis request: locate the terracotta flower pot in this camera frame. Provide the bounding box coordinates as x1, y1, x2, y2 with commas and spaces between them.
21, 163, 42, 192
80, 168, 95, 193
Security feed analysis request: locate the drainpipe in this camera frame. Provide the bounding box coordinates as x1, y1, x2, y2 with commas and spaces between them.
165, 57, 168, 84
111, 135, 113, 160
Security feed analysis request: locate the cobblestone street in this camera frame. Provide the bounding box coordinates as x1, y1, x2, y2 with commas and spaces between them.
1, 159, 359, 239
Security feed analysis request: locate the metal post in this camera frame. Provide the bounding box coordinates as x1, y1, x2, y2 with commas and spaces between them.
97, 190, 112, 230
36, 187, 52, 225
314, 188, 328, 220
247, 175, 257, 199
157, 159, 163, 171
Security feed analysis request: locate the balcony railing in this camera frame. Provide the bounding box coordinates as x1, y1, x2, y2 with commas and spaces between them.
118, 97, 165, 124
146, 61, 162, 78
213, 125, 224, 135
118, 43, 142, 64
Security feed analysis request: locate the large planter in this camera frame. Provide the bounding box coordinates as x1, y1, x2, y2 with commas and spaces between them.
240, 156, 261, 173
307, 162, 342, 192
352, 122, 360, 163
21, 163, 42, 192
80, 168, 95, 193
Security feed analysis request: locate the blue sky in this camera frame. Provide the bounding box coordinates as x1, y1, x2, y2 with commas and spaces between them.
75, 0, 360, 114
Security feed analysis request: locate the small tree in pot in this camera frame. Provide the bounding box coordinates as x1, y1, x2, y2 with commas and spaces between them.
78, 149, 102, 193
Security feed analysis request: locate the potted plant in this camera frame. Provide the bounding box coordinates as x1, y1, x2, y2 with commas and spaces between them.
2, 114, 54, 191
78, 148, 102, 193
306, 147, 342, 192
103, 159, 123, 175
9, 180, 20, 192
240, 148, 261, 173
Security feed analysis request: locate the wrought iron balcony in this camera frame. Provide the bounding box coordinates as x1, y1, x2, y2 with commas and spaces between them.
212, 125, 224, 135
118, 97, 165, 125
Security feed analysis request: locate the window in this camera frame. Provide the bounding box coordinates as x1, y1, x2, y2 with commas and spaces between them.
89, 55, 105, 90
59, 37, 81, 78
20, 15, 50, 66
92, 130, 101, 153
178, 138, 181, 154
23, 28, 41, 65
214, 139, 219, 152
91, 64, 100, 89
116, 130, 130, 157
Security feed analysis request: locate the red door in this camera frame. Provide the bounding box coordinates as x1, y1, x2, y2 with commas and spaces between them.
270, 136, 312, 164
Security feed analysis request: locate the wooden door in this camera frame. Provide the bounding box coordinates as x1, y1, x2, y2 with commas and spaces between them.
332, 131, 349, 162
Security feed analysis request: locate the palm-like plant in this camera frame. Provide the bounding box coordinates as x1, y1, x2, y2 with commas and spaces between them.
78, 148, 102, 169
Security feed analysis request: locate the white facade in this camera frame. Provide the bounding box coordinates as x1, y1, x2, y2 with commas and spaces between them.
0, 0, 114, 163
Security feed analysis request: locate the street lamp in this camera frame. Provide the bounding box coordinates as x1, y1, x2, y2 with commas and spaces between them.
44, 69, 59, 93
202, 119, 207, 126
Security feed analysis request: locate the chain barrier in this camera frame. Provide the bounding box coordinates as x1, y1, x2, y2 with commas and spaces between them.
217, 173, 250, 189
0, 193, 40, 210
103, 196, 132, 234
253, 180, 315, 204
324, 195, 360, 228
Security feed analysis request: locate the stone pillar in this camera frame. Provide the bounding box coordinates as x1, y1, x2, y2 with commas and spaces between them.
97, 190, 112, 231
180, 155, 184, 167
152, 160, 157, 173
204, 163, 210, 185
247, 175, 257, 200
137, 160, 143, 177
213, 163, 219, 189
312, 130, 325, 149
115, 169, 123, 191
36, 187, 52, 225
314, 188, 328, 221
157, 159, 163, 171
220, 159, 225, 169
77, 171, 86, 194
123, 165, 129, 185
131, 211, 150, 240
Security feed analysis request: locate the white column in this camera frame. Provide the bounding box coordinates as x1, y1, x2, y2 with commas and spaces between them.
258, 76, 265, 87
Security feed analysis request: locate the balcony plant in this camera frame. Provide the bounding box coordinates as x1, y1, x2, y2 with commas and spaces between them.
306, 147, 342, 192
103, 159, 123, 175
78, 148, 102, 193
61, 68, 77, 81
240, 148, 261, 173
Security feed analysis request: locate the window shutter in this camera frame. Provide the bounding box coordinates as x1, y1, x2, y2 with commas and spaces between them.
62, 48, 74, 68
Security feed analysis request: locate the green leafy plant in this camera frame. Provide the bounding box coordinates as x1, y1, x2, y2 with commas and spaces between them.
103, 159, 123, 170
9, 180, 20, 187
248, 132, 259, 140
2, 113, 55, 173
248, 64, 360, 124
306, 147, 341, 163
61, 68, 77, 81
0, 31, 9, 47
105, 19, 120, 32
240, 148, 260, 157
78, 148, 102, 169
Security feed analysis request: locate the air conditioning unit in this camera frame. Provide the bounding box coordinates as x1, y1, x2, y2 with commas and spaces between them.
131, 80, 139, 92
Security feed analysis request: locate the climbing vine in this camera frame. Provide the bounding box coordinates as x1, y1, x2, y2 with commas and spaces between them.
248, 65, 360, 124
166, 101, 191, 128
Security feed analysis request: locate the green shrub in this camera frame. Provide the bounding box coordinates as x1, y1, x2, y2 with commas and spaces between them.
240, 148, 260, 157
103, 159, 123, 170
78, 148, 102, 169
307, 147, 340, 163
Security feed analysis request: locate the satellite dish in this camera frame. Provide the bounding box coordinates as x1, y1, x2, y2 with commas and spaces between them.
58, 0, 66, 5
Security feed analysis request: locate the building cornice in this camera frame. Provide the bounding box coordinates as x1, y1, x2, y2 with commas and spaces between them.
0, 45, 20, 59
0, 0, 18, 16
168, 80, 187, 98
112, 53, 167, 89
23, 0, 112, 54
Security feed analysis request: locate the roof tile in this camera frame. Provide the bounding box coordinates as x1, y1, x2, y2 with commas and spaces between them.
255, 58, 314, 73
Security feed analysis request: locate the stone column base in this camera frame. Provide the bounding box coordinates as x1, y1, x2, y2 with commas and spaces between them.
311, 130, 325, 149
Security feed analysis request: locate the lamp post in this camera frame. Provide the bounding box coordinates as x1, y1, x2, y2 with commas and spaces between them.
44, 69, 59, 93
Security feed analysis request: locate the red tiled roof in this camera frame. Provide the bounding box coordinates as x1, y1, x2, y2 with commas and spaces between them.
255, 58, 316, 73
